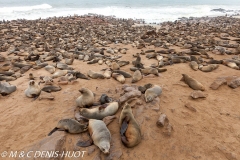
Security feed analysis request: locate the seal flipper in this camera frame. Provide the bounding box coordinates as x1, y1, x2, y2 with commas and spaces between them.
98, 104, 108, 111
120, 116, 129, 136
48, 127, 58, 136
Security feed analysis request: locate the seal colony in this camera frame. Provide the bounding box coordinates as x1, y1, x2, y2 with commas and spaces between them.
0, 14, 240, 159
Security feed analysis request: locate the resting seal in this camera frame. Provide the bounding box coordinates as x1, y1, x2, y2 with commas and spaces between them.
24, 80, 41, 98
119, 103, 141, 148
80, 102, 119, 120
48, 119, 88, 136
181, 74, 205, 91
88, 119, 111, 154
145, 85, 162, 103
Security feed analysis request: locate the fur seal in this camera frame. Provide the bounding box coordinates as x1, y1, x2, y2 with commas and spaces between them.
141, 67, 159, 76
80, 102, 119, 120
112, 73, 125, 84
181, 74, 205, 91
132, 70, 142, 83
0, 81, 17, 96
119, 103, 141, 148
111, 62, 120, 70
199, 64, 219, 72
76, 88, 94, 108
138, 83, 153, 94
0, 75, 16, 81
25, 80, 41, 98
117, 61, 129, 67
0, 63, 11, 71
40, 76, 54, 85
103, 69, 112, 79
44, 65, 56, 74
113, 70, 132, 78
189, 61, 198, 71
88, 70, 105, 79
145, 85, 162, 103
48, 119, 88, 136
100, 94, 112, 104
52, 70, 68, 79
88, 119, 111, 154
74, 71, 89, 80
41, 85, 62, 92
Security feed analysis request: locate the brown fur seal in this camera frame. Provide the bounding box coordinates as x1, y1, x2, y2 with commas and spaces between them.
88, 119, 111, 154
119, 103, 141, 148
52, 70, 68, 79
117, 61, 129, 67
0, 81, 17, 96
41, 85, 62, 93
145, 85, 162, 103
80, 102, 119, 120
141, 67, 159, 76
25, 80, 41, 98
138, 83, 153, 93
112, 73, 125, 84
199, 64, 219, 72
181, 74, 205, 91
88, 70, 105, 79
74, 71, 89, 80
48, 119, 88, 136
103, 69, 112, 79
0, 75, 16, 81
111, 62, 120, 70
100, 94, 112, 104
112, 70, 132, 78
45, 65, 56, 74
132, 70, 143, 83
189, 61, 198, 71
76, 88, 94, 108
0, 63, 11, 71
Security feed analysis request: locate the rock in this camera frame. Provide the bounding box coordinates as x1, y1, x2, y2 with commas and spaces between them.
185, 103, 197, 112
210, 77, 227, 90
156, 113, 168, 127
190, 90, 208, 99
228, 77, 240, 89
163, 124, 173, 136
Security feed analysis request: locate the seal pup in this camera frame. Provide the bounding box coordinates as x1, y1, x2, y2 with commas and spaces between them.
181, 74, 205, 91
74, 71, 89, 80
119, 103, 141, 148
80, 102, 119, 120
41, 85, 62, 93
100, 94, 112, 104
141, 67, 159, 76
112, 70, 132, 78
145, 85, 162, 103
199, 64, 219, 72
48, 119, 88, 136
76, 88, 95, 108
112, 73, 125, 84
0, 81, 17, 96
88, 119, 111, 154
138, 83, 153, 94
189, 61, 198, 71
24, 80, 41, 98
52, 70, 68, 79
132, 70, 143, 83
44, 65, 56, 74
111, 62, 120, 70
88, 70, 105, 79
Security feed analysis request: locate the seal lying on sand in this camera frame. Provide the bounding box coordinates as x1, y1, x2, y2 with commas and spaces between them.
88, 119, 111, 154
119, 103, 141, 148
181, 74, 205, 91
145, 85, 162, 103
80, 102, 119, 120
48, 119, 88, 136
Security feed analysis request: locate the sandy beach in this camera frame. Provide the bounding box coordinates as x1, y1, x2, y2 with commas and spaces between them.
0, 15, 240, 160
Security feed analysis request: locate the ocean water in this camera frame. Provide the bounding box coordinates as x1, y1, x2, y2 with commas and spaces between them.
0, 0, 240, 23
